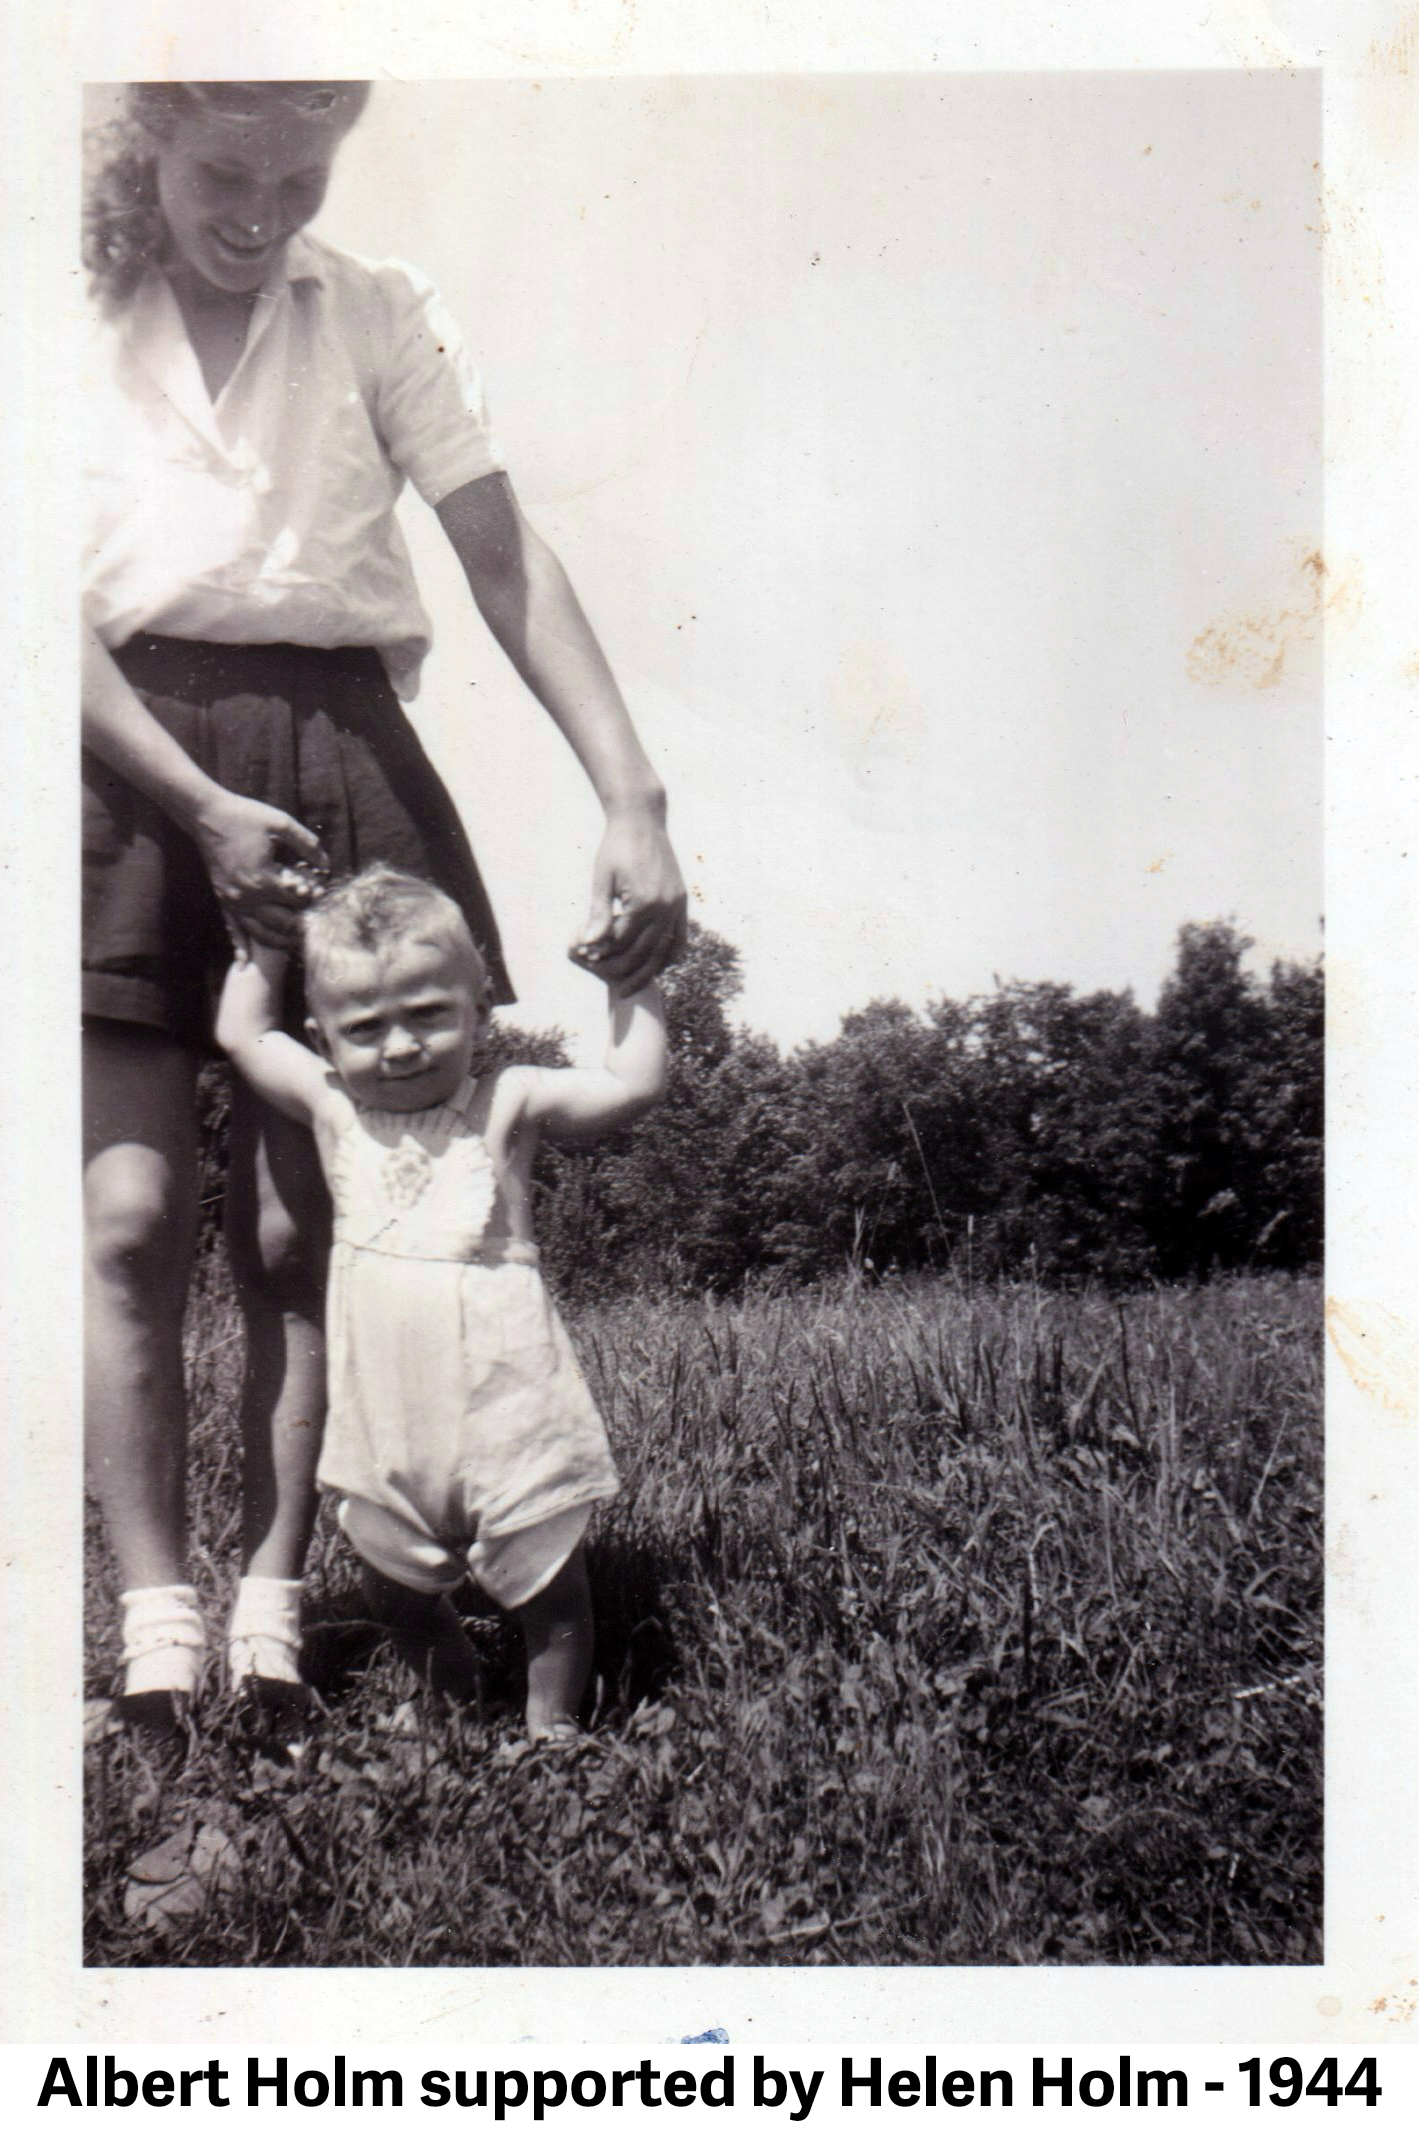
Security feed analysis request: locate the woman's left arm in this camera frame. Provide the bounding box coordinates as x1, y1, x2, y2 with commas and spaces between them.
436, 473, 687, 993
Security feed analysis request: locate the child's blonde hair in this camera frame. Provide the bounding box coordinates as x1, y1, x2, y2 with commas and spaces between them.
83, 82, 370, 308
302, 866, 488, 1005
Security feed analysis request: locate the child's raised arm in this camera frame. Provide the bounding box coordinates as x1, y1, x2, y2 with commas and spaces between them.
216, 940, 331, 1127
520, 982, 668, 1144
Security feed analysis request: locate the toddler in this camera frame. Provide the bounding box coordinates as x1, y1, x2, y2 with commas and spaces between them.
217, 865, 667, 1738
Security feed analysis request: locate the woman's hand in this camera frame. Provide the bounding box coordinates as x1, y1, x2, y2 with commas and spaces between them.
191, 789, 329, 950
571, 805, 688, 992
82, 630, 327, 949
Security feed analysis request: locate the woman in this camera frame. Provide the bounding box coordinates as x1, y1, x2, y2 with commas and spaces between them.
82, 81, 685, 1757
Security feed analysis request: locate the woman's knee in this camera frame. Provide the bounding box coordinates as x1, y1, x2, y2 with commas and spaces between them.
84, 1145, 196, 1306
82, 1025, 199, 1308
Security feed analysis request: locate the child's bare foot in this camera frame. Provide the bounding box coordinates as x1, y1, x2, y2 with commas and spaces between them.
526, 1713, 584, 1747
519, 1545, 594, 1742
360, 1567, 483, 1708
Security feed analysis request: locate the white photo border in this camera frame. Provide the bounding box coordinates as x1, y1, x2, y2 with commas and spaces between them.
3, 0, 1416, 2051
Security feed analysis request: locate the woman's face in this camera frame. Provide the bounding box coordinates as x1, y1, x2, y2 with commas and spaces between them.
154, 103, 350, 297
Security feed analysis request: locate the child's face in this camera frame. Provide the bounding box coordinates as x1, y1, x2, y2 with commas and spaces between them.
154, 104, 349, 297
307, 937, 491, 1114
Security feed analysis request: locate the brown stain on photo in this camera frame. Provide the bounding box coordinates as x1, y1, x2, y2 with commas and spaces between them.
1367, 1978, 1418, 2025
1325, 1297, 1419, 1425
1311, 170, 1392, 333
1326, 1520, 1355, 1586
1373, 7, 1419, 70
1187, 548, 1361, 689
1363, 7, 1419, 154
1206, 5, 1294, 71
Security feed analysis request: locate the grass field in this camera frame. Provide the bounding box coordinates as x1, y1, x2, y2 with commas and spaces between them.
84, 1265, 1322, 1968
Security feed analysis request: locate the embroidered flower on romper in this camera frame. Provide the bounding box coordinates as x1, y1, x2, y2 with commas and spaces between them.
381, 1139, 435, 1208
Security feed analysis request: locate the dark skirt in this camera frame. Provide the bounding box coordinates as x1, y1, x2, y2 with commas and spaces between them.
82, 636, 514, 1047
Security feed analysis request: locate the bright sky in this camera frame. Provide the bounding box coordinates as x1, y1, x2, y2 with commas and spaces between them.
319, 71, 1322, 1053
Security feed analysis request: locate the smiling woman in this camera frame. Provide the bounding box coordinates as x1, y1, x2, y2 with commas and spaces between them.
153, 91, 362, 294
80, 79, 686, 1778
84, 83, 370, 308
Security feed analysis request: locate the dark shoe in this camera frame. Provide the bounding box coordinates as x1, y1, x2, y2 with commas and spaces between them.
109, 1690, 193, 1817
112, 1688, 190, 1758
235, 1676, 316, 1761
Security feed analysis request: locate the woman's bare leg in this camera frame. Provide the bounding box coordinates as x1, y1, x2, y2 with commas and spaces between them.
83, 1025, 201, 1593
224, 1077, 330, 1584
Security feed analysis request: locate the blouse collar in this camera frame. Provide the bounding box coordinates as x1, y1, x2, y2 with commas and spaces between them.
120, 234, 328, 443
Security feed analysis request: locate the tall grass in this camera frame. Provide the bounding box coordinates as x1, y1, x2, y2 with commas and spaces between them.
85, 1268, 1321, 1967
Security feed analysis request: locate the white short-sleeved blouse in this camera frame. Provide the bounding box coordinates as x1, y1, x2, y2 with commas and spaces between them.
83, 233, 504, 699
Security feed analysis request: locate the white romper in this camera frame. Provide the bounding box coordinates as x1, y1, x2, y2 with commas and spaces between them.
312, 1074, 620, 1605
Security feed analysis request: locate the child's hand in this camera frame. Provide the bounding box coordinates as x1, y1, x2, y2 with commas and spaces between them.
567, 935, 609, 976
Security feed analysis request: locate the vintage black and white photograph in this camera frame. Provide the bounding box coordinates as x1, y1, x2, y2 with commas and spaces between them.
70, 62, 1332, 1979
7, 0, 1419, 2066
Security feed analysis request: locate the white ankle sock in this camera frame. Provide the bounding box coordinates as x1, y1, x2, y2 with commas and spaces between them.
228, 1576, 304, 1687
119, 1585, 205, 1699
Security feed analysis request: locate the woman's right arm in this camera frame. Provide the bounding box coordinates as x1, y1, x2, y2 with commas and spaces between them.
83, 626, 327, 947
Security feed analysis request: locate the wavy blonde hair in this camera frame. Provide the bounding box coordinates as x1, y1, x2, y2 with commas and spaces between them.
83, 82, 370, 309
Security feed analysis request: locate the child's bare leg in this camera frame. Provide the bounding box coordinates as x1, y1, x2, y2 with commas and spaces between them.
360, 1564, 483, 1704
518, 1546, 593, 1740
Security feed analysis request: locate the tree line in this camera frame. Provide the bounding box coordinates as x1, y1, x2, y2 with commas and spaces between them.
195, 917, 1321, 1300
522, 918, 1322, 1299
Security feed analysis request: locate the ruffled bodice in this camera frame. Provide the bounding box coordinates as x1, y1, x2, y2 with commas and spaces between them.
314, 1073, 529, 1265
